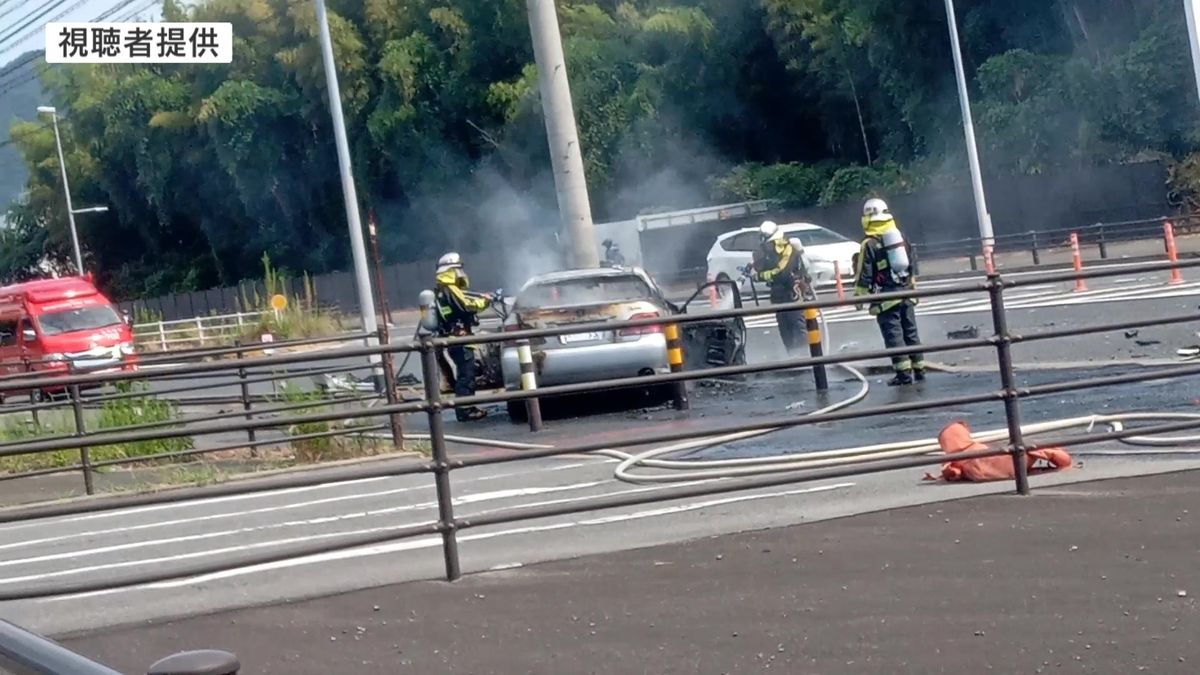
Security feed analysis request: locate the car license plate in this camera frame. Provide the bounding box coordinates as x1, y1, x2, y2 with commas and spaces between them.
560, 331, 604, 344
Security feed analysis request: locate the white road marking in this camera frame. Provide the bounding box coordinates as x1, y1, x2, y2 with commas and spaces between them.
33, 482, 854, 596
739, 279, 1200, 329
0, 459, 614, 535
0, 481, 621, 569
0, 472, 615, 553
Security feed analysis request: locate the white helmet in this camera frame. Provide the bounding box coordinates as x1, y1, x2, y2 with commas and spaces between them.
436, 251, 462, 274
863, 198, 891, 223
759, 220, 783, 242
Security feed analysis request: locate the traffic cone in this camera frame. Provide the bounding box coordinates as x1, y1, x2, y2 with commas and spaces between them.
1070, 232, 1087, 292
834, 261, 846, 301
1164, 221, 1185, 285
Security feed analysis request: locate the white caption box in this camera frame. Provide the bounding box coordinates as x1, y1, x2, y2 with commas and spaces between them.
45, 22, 233, 64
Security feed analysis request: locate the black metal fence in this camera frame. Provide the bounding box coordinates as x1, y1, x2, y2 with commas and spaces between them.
0, 256, 1196, 606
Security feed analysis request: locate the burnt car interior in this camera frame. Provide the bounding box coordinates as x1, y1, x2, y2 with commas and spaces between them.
675, 279, 748, 369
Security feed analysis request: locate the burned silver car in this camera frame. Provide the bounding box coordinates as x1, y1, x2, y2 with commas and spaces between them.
494, 267, 746, 421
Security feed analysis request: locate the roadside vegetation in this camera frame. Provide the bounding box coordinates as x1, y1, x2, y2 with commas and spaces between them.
0, 379, 415, 488
4, 1, 1196, 298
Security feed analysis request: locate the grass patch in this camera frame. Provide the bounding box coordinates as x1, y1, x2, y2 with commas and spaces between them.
276, 383, 392, 463
0, 382, 194, 475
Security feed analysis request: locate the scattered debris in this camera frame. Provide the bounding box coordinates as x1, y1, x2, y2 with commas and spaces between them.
947, 326, 979, 340
1134, 340, 1161, 347
1124, 330, 1139, 339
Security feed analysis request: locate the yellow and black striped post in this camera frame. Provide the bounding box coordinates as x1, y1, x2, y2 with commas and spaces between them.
517, 340, 543, 431
664, 323, 689, 410
804, 307, 829, 391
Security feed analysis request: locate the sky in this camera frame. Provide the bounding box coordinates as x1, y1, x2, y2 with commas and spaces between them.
0, 0, 164, 68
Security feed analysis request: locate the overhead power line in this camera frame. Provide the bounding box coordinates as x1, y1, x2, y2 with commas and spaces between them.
116, 0, 161, 23
0, 1, 71, 51
0, 0, 91, 58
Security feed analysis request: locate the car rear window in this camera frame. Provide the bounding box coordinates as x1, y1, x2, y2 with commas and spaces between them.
789, 228, 851, 246
518, 276, 655, 308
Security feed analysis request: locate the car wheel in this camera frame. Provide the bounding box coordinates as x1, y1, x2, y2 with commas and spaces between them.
506, 399, 528, 424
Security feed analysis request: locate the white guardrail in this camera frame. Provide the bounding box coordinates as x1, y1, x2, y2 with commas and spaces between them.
133, 311, 267, 350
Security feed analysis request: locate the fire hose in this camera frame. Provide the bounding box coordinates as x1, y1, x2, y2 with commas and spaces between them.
404, 302, 1200, 485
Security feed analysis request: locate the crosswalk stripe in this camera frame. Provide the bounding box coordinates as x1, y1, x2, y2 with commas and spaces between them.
740, 279, 1200, 328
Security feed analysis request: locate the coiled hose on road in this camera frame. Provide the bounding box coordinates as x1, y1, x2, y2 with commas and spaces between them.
410, 307, 1200, 484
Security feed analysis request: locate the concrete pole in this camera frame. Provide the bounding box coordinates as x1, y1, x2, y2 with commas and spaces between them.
942, 0, 995, 252
1184, 0, 1200, 106
47, 112, 83, 274
526, 0, 599, 269
313, 0, 381, 372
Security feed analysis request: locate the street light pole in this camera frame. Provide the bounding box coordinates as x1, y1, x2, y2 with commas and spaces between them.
38, 107, 83, 274
1184, 0, 1200, 105
312, 0, 382, 383
941, 0, 995, 258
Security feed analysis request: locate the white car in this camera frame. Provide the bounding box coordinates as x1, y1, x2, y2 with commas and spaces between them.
705, 222, 860, 295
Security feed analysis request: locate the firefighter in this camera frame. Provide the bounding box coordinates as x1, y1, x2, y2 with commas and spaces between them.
602, 239, 626, 267
752, 221, 811, 353
434, 252, 495, 421
853, 198, 926, 385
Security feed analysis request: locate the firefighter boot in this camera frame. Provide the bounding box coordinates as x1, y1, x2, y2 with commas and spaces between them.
887, 371, 914, 386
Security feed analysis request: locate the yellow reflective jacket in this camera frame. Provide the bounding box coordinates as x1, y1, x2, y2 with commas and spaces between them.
853, 217, 917, 315
434, 269, 491, 335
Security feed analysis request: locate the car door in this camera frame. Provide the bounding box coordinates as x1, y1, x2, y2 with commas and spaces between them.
0, 316, 19, 378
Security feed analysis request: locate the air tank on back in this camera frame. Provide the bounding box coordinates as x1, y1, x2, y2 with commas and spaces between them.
881, 228, 910, 280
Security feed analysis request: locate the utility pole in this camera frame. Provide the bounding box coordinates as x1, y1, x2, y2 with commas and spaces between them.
942, 0, 995, 259
37, 106, 82, 274
313, 0, 382, 387
526, 0, 599, 269
1185, 0, 1200, 106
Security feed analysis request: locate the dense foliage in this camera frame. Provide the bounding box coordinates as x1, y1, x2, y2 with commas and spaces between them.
3, 0, 1198, 297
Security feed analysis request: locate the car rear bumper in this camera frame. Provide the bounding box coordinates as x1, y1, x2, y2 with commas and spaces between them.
501, 334, 670, 390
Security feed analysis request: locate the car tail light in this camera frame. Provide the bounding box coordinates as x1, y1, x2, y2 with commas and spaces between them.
620, 312, 662, 336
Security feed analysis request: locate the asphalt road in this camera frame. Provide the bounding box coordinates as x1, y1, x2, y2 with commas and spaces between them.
2, 361, 1200, 637
63, 470, 1200, 675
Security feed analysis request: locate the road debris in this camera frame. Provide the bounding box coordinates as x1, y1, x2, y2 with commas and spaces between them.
1124, 330, 1139, 339
946, 326, 979, 340
1134, 340, 1161, 347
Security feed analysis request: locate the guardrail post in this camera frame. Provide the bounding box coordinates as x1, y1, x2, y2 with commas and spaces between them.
157, 320, 167, 351
804, 307, 829, 391
664, 323, 689, 410
420, 337, 461, 581
68, 368, 95, 496
968, 252, 978, 271
235, 341, 257, 457
517, 340, 543, 431
196, 318, 205, 347
378, 326, 405, 450
1029, 231, 1040, 266
1097, 225, 1109, 259
986, 273, 1030, 496
28, 390, 41, 431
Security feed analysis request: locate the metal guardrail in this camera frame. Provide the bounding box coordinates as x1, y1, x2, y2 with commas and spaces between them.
911, 214, 1200, 271
133, 311, 268, 350
0, 258, 1197, 605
